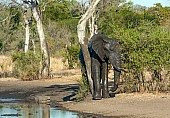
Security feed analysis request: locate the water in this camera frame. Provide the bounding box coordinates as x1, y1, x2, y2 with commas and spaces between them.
0, 98, 83, 118
0, 98, 22, 103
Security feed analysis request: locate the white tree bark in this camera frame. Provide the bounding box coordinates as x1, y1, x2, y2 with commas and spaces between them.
24, 12, 30, 53
77, 0, 100, 44
77, 0, 100, 94
89, 13, 98, 39
89, 0, 98, 39
32, 0, 50, 78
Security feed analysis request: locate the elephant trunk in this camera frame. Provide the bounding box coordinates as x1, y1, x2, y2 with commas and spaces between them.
111, 70, 120, 92
109, 52, 121, 93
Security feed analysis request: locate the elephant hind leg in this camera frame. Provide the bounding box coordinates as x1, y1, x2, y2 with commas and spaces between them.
92, 58, 102, 100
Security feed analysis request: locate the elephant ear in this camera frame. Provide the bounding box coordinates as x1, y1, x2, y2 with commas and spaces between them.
91, 34, 108, 61
103, 37, 120, 52
103, 37, 113, 51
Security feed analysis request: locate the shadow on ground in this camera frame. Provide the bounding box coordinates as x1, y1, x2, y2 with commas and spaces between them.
45, 84, 79, 101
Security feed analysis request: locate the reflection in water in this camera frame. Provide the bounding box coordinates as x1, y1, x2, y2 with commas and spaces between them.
0, 98, 22, 102
0, 99, 82, 118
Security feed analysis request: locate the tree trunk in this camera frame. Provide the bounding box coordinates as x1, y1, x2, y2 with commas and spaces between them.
89, 13, 98, 39
23, 12, 30, 53
32, 0, 50, 78
77, 0, 100, 94
89, 0, 98, 38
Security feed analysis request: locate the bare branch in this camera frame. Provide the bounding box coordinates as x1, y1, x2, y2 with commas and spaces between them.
41, 1, 51, 12
11, 0, 24, 6
0, 13, 17, 23
0, 17, 8, 23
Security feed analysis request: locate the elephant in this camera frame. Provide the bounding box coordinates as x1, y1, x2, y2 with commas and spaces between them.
79, 34, 122, 100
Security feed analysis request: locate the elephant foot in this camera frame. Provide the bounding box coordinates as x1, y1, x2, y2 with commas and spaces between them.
109, 93, 115, 97
102, 92, 110, 98
93, 93, 102, 100
111, 88, 120, 94
110, 84, 119, 92
109, 88, 120, 98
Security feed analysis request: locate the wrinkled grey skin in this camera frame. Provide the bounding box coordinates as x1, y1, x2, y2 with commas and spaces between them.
79, 34, 121, 100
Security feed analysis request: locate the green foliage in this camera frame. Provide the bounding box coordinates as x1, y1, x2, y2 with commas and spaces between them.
146, 3, 170, 25
120, 26, 169, 92
143, 10, 159, 25
98, 3, 170, 93
75, 76, 89, 102
9, 7, 22, 30
76, 60, 90, 101
69, 0, 82, 17
62, 43, 80, 69
44, 18, 79, 57
12, 51, 41, 80
55, 18, 79, 33
0, 5, 24, 54
43, 1, 71, 21
119, 8, 143, 28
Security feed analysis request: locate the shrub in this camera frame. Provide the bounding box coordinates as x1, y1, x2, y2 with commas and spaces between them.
62, 44, 80, 69
12, 51, 41, 80
98, 7, 170, 93
75, 76, 89, 101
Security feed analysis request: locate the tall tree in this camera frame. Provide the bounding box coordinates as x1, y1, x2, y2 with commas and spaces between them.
31, 0, 50, 78
12, 0, 50, 78
77, 0, 100, 94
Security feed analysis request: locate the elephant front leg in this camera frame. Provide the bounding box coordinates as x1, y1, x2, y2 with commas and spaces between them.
92, 58, 102, 100
101, 62, 109, 98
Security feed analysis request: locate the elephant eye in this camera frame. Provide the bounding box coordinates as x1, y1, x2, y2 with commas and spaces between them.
110, 46, 115, 51
103, 43, 110, 51
110, 42, 119, 51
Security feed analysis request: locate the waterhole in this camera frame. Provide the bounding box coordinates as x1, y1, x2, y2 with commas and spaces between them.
0, 98, 96, 118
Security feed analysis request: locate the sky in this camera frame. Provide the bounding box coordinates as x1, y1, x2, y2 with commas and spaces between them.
126, 0, 170, 7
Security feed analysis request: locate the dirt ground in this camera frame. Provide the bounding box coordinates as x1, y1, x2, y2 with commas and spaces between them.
0, 69, 170, 118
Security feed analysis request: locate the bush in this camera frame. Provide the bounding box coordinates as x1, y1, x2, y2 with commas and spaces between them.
12, 51, 41, 80
62, 44, 80, 69
98, 7, 170, 93
111, 25, 170, 93
75, 76, 89, 101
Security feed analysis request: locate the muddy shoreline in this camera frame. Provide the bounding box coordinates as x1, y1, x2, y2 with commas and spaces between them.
0, 78, 111, 118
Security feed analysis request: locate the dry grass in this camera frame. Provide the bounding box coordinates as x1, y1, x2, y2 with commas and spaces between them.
50, 57, 81, 82
50, 58, 68, 72
0, 55, 69, 74
0, 55, 13, 76
0, 55, 81, 82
